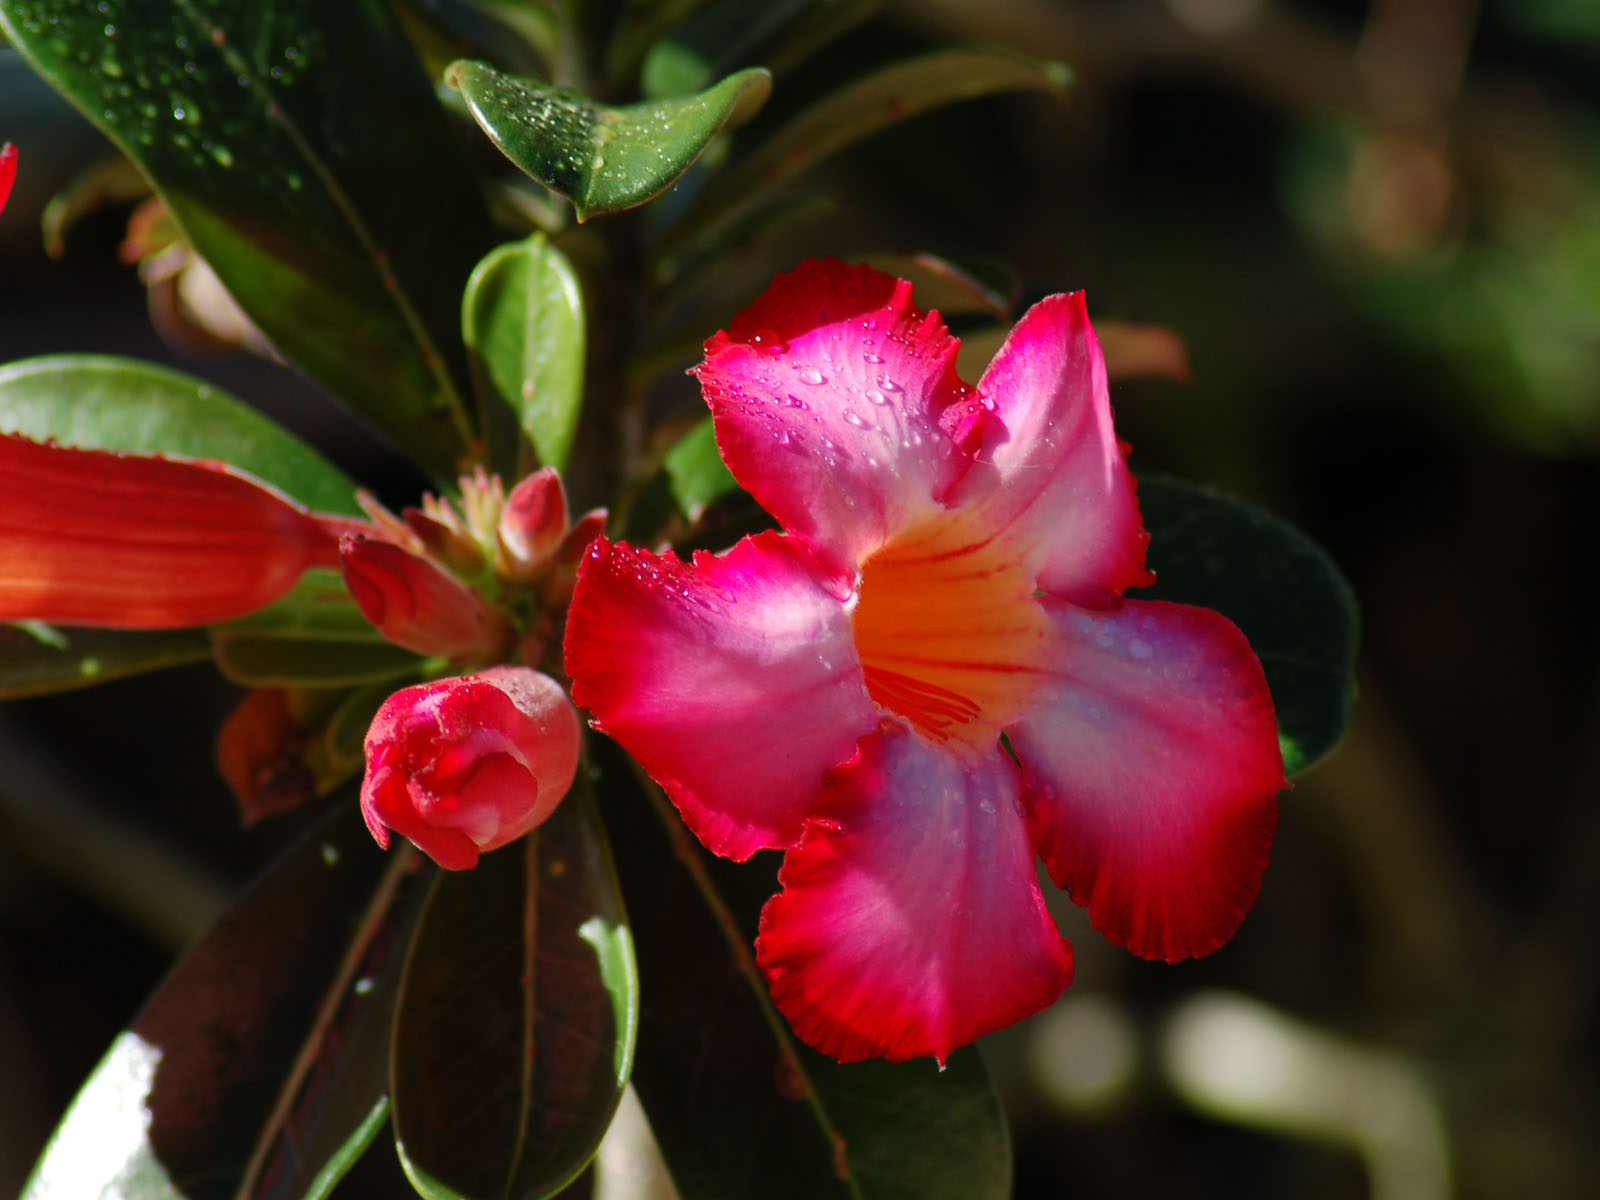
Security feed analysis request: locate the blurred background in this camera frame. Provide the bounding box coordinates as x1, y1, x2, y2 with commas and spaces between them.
2, 0, 1597, 1196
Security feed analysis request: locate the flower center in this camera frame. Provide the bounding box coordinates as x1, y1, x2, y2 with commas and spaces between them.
852, 516, 1053, 751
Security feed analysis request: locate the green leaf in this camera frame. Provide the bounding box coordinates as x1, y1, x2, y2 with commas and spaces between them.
0, 622, 211, 698
659, 48, 1071, 257
662, 415, 736, 520
446, 59, 771, 221
211, 633, 426, 688
0, 0, 494, 479
0, 355, 361, 514
860, 252, 1017, 320
463, 234, 586, 470
22, 802, 424, 1200
1135, 478, 1359, 776
594, 745, 1010, 1200
392, 787, 638, 1200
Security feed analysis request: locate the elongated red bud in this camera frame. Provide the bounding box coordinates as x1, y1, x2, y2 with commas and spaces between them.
497, 466, 569, 580
0, 433, 343, 627
0, 143, 16, 216
360, 666, 580, 869
339, 533, 509, 661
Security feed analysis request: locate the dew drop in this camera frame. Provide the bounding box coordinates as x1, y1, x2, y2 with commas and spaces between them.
1129, 638, 1153, 660
750, 328, 787, 355
865, 389, 889, 406
843, 411, 867, 428
862, 350, 883, 363
875, 374, 902, 393
797, 367, 825, 385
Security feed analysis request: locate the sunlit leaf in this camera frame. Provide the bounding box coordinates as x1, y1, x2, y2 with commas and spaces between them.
0, 622, 210, 698
0, 0, 494, 478
463, 233, 585, 469
0, 356, 362, 514
21, 802, 422, 1200
392, 787, 638, 1200
594, 746, 1011, 1200
660, 47, 1071, 256
1136, 478, 1359, 776
447, 59, 771, 221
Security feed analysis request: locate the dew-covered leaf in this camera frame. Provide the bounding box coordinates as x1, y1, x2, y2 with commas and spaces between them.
0, 0, 494, 478
447, 59, 771, 221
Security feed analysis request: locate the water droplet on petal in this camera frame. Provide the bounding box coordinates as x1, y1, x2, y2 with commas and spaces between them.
862, 350, 883, 363
750, 329, 787, 355
865, 389, 889, 406
876, 375, 902, 393
843, 411, 867, 428
797, 367, 825, 385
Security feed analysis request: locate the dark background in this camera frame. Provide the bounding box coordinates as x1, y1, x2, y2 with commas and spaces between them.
3, 1, 1597, 1196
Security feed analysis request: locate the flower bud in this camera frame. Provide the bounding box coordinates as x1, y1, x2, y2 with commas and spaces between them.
360, 666, 580, 869
1, 143, 16, 217
497, 467, 569, 580
339, 533, 509, 661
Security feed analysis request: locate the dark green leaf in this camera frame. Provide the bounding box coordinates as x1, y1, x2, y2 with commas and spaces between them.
447, 60, 771, 221
593, 745, 1010, 1200
463, 234, 586, 470
660, 48, 1071, 256
21, 802, 423, 1200
0, 0, 494, 479
0, 355, 361, 514
392, 788, 638, 1199
1135, 478, 1359, 776
211, 634, 426, 688
662, 415, 736, 520
0, 622, 210, 698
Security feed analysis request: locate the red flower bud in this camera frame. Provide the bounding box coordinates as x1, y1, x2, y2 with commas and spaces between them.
0, 433, 352, 627
1, 143, 16, 217
360, 666, 580, 869
497, 467, 569, 579
339, 533, 509, 661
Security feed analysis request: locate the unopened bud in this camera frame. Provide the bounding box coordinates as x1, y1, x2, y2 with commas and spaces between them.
497, 467, 569, 580
360, 666, 580, 869
339, 534, 509, 661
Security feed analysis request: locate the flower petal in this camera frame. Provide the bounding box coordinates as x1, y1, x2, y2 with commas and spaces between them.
0, 143, 16, 217
564, 531, 878, 859
757, 728, 1074, 1064
694, 259, 972, 573
953, 292, 1152, 603
0, 433, 345, 627
1007, 598, 1285, 962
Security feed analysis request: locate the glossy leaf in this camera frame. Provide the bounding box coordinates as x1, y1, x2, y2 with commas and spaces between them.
22, 802, 422, 1200
660, 47, 1071, 255
463, 234, 586, 470
392, 787, 638, 1200
211, 633, 425, 688
0, 622, 210, 698
594, 744, 1011, 1200
1136, 478, 1360, 776
447, 59, 771, 221
0, 355, 361, 514
0, 0, 493, 479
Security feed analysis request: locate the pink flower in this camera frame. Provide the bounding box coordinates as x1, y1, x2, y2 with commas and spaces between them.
0, 143, 16, 217
564, 259, 1286, 1063
361, 666, 581, 870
